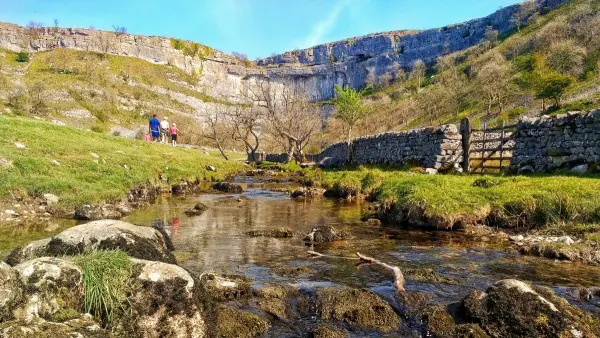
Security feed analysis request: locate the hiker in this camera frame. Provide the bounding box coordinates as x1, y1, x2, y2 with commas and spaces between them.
144, 132, 151, 142
149, 114, 160, 142
170, 123, 180, 147
160, 117, 170, 144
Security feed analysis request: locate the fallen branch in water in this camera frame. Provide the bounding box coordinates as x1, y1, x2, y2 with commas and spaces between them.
307, 250, 405, 293
356, 252, 405, 293
307, 250, 360, 260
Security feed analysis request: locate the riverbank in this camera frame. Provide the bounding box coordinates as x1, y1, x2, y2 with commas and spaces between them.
293, 165, 600, 264
0, 116, 245, 224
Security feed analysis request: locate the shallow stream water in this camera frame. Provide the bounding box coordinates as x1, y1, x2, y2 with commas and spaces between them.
121, 177, 600, 319
2, 176, 599, 336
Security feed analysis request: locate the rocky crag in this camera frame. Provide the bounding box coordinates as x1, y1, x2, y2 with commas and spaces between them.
0, 0, 569, 104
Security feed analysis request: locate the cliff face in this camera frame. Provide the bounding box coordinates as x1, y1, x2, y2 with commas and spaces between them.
0, 0, 570, 104
255, 0, 569, 100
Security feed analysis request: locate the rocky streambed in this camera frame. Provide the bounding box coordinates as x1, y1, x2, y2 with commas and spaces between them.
1, 178, 600, 337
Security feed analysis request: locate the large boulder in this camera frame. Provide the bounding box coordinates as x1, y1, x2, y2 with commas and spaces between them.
0, 262, 23, 322
11, 257, 83, 323
460, 279, 600, 337
6, 220, 176, 265
123, 259, 206, 338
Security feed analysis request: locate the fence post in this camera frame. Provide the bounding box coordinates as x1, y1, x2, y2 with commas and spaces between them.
460, 118, 471, 173
481, 122, 487, 173
499, 120, 505, 172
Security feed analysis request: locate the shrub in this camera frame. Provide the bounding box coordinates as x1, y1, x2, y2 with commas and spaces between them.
16, 51, 30, 63
170, 38, 185, 50
71, 250, 133, 327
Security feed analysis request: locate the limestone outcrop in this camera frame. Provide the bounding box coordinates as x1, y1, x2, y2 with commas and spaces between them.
0, 0, 569, 104
5, 220, 176, 265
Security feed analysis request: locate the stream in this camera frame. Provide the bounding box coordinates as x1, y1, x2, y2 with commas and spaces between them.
122, 177, 600, 317
2, 176, 600, 335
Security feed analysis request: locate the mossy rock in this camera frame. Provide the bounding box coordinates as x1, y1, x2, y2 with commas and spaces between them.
0, 262, 23, 322
421, 305, 456, 337
460, 279, 600, 337
211, 182, 244, 193
256, 298, 290, 320
0, 315, 108, 337
303, 225, 350, 244
406, 268, 459, 285
315, 287, 400, 333
310, 324, 348, 338
215, 305, 269, 338
200, 273, 252, 302
454, 324, 489, 338
271, 265, 312, 277
254, 284, 299, 299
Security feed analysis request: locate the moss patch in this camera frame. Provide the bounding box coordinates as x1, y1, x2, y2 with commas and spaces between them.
215, 305, 269, 338
315, 287, 400, 332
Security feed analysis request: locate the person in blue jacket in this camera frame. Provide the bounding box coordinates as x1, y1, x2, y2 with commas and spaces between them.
149, 114, 161, 142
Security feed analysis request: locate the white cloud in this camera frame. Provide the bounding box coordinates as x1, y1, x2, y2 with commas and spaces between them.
302, 0, 349, 48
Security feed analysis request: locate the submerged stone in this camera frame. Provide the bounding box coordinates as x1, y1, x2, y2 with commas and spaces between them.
184, 202, 208, 216
246, 228, 295, 238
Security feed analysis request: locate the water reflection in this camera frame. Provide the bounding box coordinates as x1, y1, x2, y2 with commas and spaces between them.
123, 184, 600, 315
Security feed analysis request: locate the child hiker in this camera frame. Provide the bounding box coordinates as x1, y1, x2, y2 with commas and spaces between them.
170, 123, 180, 147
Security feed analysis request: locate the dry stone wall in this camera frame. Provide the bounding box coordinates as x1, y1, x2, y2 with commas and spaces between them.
307, 124, 462, 169
512, 110, 600, 172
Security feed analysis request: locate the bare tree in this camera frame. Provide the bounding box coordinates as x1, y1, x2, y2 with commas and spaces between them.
475, 53, 512, 114
245, 77, 322, 161
410, 59, 426, 90
229, 105, 262, 161
511, 0, 536, 32
203, 106, 232, 160
112, 25, 127, 35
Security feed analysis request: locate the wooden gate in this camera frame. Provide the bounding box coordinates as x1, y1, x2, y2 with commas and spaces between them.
461, 118, 517, 173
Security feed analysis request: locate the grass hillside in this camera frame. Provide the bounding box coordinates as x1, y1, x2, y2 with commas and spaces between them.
0, 116, 243, 210
336, 0, 600, 140
0, 47, 228, 144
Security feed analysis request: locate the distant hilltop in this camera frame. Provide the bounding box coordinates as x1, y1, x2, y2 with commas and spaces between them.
0, 0, 570, 103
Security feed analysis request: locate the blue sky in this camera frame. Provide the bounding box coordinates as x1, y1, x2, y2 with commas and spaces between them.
0, 0, 521, 59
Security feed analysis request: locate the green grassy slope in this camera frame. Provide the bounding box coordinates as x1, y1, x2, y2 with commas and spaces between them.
0, 48, 226, 143
0, 116, 243, 209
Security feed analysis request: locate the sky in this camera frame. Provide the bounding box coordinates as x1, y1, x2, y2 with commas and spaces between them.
0, 0, 522, 59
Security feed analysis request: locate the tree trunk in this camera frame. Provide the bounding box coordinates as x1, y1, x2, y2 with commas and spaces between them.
346, 126, 353, 163
215, 140, 229, 161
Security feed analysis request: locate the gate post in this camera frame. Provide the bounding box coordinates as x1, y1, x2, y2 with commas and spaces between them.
460, 118, 471, 173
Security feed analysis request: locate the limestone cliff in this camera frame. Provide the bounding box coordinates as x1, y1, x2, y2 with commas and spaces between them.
0, 0, 570, 104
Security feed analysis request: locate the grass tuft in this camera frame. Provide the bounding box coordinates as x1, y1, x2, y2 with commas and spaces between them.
71, 250, 133, 327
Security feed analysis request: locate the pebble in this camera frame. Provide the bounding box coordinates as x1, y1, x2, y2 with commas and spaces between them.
51, 160, 61, 166
89, 152, 100, 158
14, 142, 26, 149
